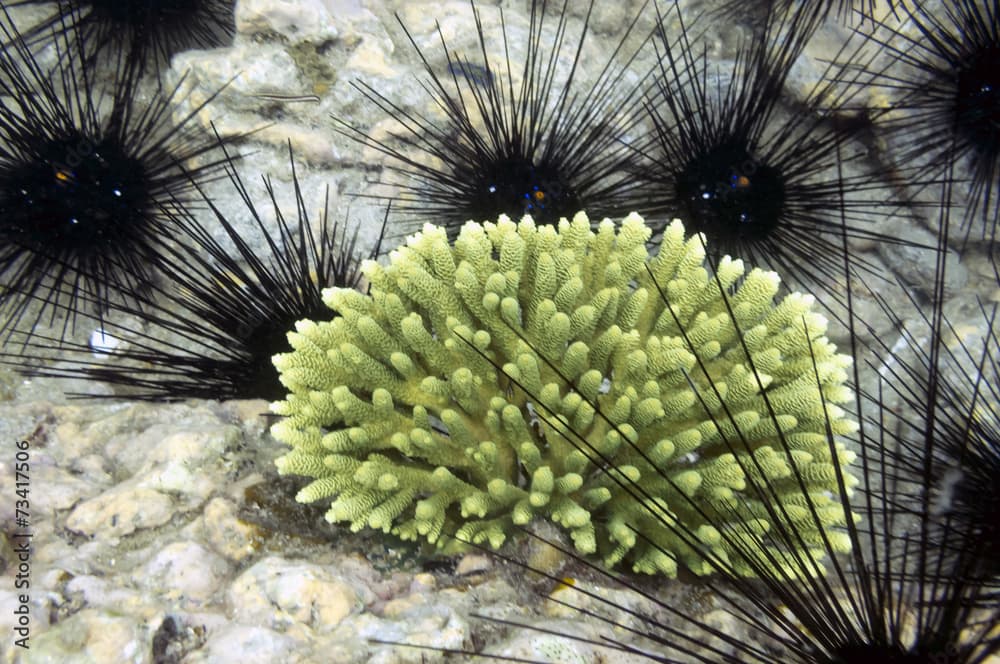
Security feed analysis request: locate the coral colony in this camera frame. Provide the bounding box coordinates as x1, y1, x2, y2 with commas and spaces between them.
271, 213, 857, 577
1, 0, 998, 661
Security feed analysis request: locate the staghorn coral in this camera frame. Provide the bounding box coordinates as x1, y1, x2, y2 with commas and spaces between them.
270, 212, 858, 576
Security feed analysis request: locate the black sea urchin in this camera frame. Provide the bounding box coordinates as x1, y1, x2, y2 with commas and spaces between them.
6, 0, 236, 72
863, 190, 1000, 605
625, 1, 912, 312
335, 0, 652, 243
882, 307, 1000, 608
1, 143, 380, 402
0, 8, 231, 342
856, 0, 1000, 257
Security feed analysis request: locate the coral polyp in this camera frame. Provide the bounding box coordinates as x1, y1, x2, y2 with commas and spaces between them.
270, 212, 857, 577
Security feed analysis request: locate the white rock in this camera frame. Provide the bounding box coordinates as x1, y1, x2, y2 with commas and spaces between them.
185, 625, 299, 664
489, 619, 643, 663
171, 44, 303, 101
321, 0, 384, 41
353, 604, 468, 664
69, 453, 113, 486
190, 498, 262, 562
253, 123, 342, 166
227, 557, 358, 631
0, 588, 48, 652
365, 604, 466, 642
138, 541, 231, 603
64, 576, 160, 620
454, 553, 491, 576
133, 427, 237, 506
65, 486, 175, 539
345, 37, 398, 78
19, 462, 99, 514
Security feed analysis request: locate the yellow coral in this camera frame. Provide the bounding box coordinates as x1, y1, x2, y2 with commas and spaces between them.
271, 212, 857, 576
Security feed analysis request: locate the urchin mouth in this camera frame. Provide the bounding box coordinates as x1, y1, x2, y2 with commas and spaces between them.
467, 155, 582, 225
675, 141, 786, 244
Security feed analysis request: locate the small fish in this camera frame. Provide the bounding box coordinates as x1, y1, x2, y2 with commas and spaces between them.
446, 60, 494, 88
251, 92, 321, 104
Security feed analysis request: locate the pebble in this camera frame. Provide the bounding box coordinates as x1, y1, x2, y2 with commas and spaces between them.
189, 497, 263, 562
64, 576, 161, 621
237, 0, 339, 40
353, 606, 468, 664
454, 553, 492, 576
29, 464, 98, 513
133, 427, 238, 506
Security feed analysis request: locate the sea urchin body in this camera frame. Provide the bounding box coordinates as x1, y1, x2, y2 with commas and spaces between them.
0, 8, 229, 340
336, 0, 649, 243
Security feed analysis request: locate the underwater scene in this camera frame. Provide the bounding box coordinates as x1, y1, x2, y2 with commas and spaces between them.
0, 0, 998, 662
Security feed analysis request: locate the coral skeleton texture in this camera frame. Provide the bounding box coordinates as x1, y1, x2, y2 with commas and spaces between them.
271, 212, 857, 576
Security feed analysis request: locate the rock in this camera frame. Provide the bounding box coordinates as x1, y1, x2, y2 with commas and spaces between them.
879, 224, 969, 298
237, 0, 339, 41
63, 576, 160, 621
133, 426, 239, 507
227, 557, 358, 631
29, 463, 100, 513
190, 498, 263, 562
408, 573, 436, 594
454, 553, 491, 576
489, 617, 646, 663
253, 123, 342, 166
351, 605, 468, 664
24, 610, 146, 664
0, 588, 50, 653
137, 541, 231, 604
65, 486, 175, 539
185, 625, 298, 664
344, 36, 397, 78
